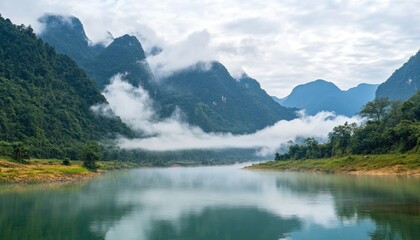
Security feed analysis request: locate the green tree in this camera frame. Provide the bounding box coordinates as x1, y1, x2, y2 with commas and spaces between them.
11, 142, 28, 163
303, 137, 320, 159
328, 122, 357, 156
81, 142, 101, 170
360, 98, 391, 120
351, 121, 385, 154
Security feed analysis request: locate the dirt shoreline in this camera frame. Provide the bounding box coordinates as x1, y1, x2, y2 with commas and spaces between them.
0, 159, 99, 184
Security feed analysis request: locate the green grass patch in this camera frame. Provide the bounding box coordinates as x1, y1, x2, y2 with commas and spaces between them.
248, 154, 420, 175
58, 167, 88, 174
0, 157, 149, 183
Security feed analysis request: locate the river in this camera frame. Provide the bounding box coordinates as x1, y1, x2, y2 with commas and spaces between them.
0, 163, 419, 239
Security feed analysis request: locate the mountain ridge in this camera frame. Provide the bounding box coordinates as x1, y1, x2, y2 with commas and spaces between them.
158, 62, 297, 133
275, 79, 378, 116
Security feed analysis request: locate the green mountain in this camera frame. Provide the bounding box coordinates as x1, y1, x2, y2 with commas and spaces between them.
159, 63, 296, 133
0, 15, 131, 158
85, 34, 155, 90
39, 15, 296, 134
278, 79, 378, 116
376, 50, 420, 101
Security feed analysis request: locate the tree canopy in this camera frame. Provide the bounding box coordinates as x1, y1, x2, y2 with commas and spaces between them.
360, 97, 391, 120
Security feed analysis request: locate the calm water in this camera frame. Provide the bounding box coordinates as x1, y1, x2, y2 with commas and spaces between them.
0, 164, 419, 240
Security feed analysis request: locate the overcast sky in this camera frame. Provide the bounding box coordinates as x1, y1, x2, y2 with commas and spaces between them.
1, 0, 420, 97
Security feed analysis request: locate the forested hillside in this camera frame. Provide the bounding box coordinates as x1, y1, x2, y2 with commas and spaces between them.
376, 50, 420, 101
158, 63, 296, 133
0, 15, 131, 159
85, 34, 155, 90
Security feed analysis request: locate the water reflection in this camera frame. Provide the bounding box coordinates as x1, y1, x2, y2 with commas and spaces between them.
0, 164, 419, 240
271, 172, 420, 239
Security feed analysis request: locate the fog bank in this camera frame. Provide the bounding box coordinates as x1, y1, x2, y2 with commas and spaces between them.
93, 75, 361, 156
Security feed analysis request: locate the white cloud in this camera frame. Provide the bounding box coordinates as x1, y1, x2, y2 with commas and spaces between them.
224, 17, 280, 35
96, 76, 361, 156
1, 0, 420, 96
147, 30, 215, 78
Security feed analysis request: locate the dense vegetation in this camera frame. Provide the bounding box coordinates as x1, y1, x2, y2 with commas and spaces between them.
85, 34, 156, 90
376, 50, 420, 101
275, 92, 420, 160
100, 147, 261, 166
39, 15, 297, 134
0, 15, 131, 160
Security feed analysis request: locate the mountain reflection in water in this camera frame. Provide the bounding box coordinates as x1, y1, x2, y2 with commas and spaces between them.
0, 164, 419, 240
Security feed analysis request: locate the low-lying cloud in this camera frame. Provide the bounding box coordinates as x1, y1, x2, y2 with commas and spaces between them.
94, 75, 361, 156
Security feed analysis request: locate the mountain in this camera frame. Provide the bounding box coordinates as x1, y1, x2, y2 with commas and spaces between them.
158, 63, 296, 133
279, 79, 378, 116
39, 15, 155, 91
84, 34, 155, 90
272, 96, 286, 105
0, 15, 131, 158
376, 50, 420, 101
39, 15, 296, 134
38, 15, 104, 68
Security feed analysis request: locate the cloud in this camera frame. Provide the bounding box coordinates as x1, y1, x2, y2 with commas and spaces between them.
2, 0, 420, 96
96, 75, 361, 156
146, 30, 215, 78
224, 17, 280, 35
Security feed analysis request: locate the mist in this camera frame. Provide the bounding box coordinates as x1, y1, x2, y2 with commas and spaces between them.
92, 75, 362, 157
146, 30, 215, 78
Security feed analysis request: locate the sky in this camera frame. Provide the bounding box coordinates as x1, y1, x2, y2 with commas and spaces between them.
1, 0, 420, 97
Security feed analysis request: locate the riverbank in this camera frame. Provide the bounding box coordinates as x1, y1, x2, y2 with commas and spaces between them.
0, 157, 251, 184
247, 154, 420, 176
0, 158, 144, 183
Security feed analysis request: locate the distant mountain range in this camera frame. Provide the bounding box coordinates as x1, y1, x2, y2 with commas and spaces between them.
274, 80, 378, 116
39, 15, 296, 134
376, 50, 420, 101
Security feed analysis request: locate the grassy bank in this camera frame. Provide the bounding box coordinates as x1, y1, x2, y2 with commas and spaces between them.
247, 154, 420, 176
0, 158, 145, 183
